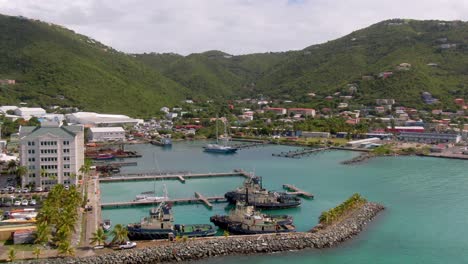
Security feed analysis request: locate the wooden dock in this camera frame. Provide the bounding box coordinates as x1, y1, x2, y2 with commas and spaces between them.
283, 184, 314, 198
272, 147, 330, 158
99, 170, 251, 183
100, 194, 226, 209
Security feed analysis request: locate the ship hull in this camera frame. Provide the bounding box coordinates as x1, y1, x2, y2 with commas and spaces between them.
225, 192, 301, 209
227, 224, 295, 235
210, 215, 293, 230
127, 224, 216, 240
203, 148, 238, 154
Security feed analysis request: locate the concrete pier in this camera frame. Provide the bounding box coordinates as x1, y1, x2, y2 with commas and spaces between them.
98, 170, 251, 183
283, 184, 314, 198
100, 195, 226, 209
272, 147, 330, 158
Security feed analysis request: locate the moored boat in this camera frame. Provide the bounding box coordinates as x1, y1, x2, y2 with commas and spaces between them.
225, 176, 301, 209
127, 202, 216, 240
93, 153, 115, 160
101, 219, 112, 232
210, 202, 293, 230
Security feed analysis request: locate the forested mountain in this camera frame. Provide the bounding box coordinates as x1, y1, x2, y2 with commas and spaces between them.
0, 14, 466, 117
0, 14, 189, 117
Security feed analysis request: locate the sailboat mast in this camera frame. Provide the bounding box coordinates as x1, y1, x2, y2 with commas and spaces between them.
216, 116, 219, 144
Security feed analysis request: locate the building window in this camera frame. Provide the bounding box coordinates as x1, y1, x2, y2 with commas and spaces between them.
28, 157, 35, 162
28, 141, 35, 146
64, 164, 70, 169
28, 149, 35, 154
63, 141, 70, 145
64, 156, 70, 161
64, 172, 70, 177
28, 165, 35, 170
63, 149, 70, 153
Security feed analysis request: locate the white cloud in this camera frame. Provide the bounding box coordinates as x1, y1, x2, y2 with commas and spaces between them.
0, 0, 466, 55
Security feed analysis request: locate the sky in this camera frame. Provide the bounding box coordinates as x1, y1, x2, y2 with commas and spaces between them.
0, 0, 467, 55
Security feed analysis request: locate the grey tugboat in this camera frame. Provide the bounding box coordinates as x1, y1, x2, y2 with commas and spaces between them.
225, 176, 301, 209
127, 202, 216, 240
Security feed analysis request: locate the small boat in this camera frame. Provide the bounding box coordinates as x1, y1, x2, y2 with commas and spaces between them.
210, 202, 293, 230
93, 153, 115, 160
135, 194, 168, 202
127, 202, 216, 240
151, 138, 172, 147
101, 219, 112, 232
227, 215, 296, 235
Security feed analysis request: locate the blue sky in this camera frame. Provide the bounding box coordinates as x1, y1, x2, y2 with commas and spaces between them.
0, 0, 466, 55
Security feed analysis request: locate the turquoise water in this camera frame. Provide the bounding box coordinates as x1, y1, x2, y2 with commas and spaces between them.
101, 141, 468, 263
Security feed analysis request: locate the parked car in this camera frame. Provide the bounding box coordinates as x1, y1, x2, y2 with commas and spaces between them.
64, 185, 70, 190
22, 188, 29, 193
119, 241, 137, 249
34, 187, 43, 192
14, 200, 21, 206
21, 200, 28, 206
30, 199, 37, 205
4, 202, 11, 207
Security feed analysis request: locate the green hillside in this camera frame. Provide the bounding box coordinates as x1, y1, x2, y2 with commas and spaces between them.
138, 19, 468, 110
0, 14, 189, 117
0, 14, 466, 116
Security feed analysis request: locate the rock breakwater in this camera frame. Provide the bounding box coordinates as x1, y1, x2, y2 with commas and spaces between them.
28, 202, 384, 264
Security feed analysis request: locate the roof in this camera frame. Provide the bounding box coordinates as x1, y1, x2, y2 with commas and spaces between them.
20, 125, 83, 140
288, 108, 315, 111
90, 127, 125, 133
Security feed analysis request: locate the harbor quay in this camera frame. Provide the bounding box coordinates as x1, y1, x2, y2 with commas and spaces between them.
25, 201, 384, 264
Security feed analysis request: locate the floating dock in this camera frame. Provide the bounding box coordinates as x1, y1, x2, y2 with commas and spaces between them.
100, 193, 226, 209
283, 184, 314, 198
93, 161, 138, 167
272, 147, 330, 158
99, 170, 252, 183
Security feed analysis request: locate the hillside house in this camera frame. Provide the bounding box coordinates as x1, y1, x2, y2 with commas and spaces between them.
287, 108, 316, 117
264, 107, 287, 115
378, 72, 393, 79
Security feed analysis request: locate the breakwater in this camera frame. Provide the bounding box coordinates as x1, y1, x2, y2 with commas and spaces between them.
30, 202, 384, 264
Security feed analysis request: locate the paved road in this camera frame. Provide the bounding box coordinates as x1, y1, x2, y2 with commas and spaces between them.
82, 175, 100, 248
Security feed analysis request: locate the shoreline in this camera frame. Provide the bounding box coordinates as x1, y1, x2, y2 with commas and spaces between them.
27, 202, 384, 263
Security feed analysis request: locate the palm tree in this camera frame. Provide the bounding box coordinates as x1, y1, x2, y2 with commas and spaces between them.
39, 169, 48, 188
33, 247, 42, 259
7, 160, 17, 174
8, 247, 16, 262
90, 228, 107, 246
35, 221, 51, 245
111, 224, 128, 245
57, 240, 75, 257
16, 165, 28, 188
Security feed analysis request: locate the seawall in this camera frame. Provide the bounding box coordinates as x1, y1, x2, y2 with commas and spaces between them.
28, 202, 384, 264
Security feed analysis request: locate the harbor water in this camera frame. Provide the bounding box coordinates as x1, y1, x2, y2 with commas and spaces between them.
101, 141, 468, 263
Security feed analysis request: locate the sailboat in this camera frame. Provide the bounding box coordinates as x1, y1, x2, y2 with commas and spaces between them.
204, 117, 238, 154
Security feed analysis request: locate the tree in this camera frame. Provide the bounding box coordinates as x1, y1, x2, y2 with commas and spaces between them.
16, 165, 28, 188
33, 247, 42, 259
57, 240, 75, 256
90, 228, 107, 246
35, 221, 52, 245
8, 247, 16, 262
111, 224, 128, 245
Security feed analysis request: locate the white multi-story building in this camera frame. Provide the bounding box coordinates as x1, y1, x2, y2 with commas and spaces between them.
89, 127, 125, 142
19, 123, 84, 188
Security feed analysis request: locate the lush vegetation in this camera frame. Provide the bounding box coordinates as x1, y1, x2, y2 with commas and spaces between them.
1, 15, 467, 117
35, 184, 82, 256
319, 193, 367, 225
0, 14, 189, 118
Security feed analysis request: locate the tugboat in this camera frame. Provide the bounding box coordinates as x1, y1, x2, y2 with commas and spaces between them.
210, 202, 293, 230
225, 176, 301, 209
204, 117, 237, 154
126, 202, 216, 240
226, 214, 296, 235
